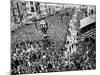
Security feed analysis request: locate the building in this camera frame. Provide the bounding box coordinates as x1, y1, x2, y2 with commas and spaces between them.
78, 15, 96, 41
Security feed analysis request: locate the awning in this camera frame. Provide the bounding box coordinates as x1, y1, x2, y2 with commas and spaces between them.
80, 15, 96, 28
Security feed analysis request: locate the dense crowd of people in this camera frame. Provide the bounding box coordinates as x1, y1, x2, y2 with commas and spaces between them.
11, 0, 96, 75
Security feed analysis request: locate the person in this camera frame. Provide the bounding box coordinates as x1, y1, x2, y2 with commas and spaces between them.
39, 20, 48, 34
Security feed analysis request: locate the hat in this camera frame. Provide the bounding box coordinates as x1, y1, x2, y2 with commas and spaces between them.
40, 20, 46, 24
